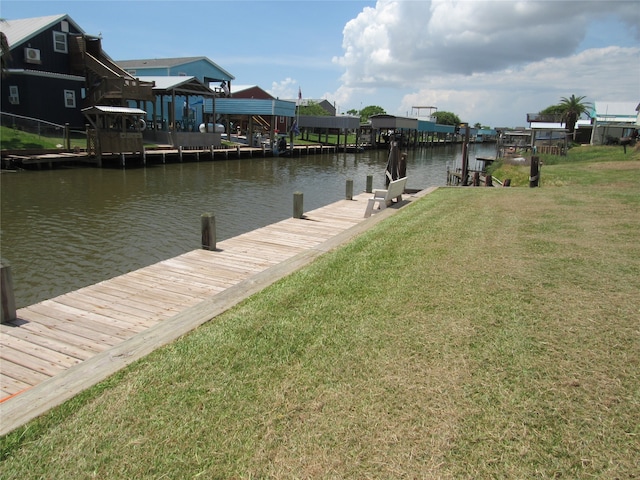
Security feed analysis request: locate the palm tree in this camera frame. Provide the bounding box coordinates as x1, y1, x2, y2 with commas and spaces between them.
559, 95, 592, 141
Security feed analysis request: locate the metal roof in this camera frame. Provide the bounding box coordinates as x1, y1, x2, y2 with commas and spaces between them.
81, 106, 146, 115
117, 56, 235, 81
593, 101, 638, 122
370, 114, 418, 130
139, 76, 216, 96
297, 115, 360, 130
1, 14, 85, 50
205, 98, 296, 117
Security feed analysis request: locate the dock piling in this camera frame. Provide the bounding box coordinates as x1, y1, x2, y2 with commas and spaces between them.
201, 213, 216, 250
1, 261, 17, 324
346, 179, 353, 200
293, 192, 304, 219
366, 175, 373, 193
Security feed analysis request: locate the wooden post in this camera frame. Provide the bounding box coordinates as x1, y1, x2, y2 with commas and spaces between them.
1, 261, 17, 324
472, 171, 480, 186
65, 123, 71, 150
293, 192, 304, 219
461, 124, 470, 186
346, 179, 353, 200
366, 175, 373, 193
529, 156, 540, 188
179, 146, 183, 162
201, 213, 216, 250
486, 175, 493, 187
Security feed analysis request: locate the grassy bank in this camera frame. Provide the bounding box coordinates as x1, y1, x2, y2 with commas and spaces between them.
1, 148, 639, 478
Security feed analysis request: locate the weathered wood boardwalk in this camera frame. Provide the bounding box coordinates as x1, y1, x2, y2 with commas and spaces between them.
0, 188, 434, 435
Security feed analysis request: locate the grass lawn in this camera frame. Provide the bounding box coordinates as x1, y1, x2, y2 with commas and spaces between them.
0, 125, 87, 151
1, 147, 639, 478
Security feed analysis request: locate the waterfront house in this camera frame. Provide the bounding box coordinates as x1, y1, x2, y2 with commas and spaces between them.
118, 57, 234, 130
1, 14, 88, 128
1, 14, 154, 134
589, 101, 639, 145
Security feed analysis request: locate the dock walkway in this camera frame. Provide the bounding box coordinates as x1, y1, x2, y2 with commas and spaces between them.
0, 188, 435, 435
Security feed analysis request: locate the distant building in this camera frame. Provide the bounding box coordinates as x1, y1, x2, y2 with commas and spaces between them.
288, 98, 336, 116
590, 101, 639, 145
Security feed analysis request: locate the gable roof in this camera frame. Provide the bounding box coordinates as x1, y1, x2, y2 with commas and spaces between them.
117, 56, 234, 81
1, 14, 85, 50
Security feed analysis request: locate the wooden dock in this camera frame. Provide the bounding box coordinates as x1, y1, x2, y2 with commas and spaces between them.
0, 188, 435, 435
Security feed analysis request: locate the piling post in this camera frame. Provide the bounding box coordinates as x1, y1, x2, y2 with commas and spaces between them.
210, 145, 215, 159
1, 261, 17, 324
486, 175, 493, 187
201, 213, 216, 250
346, 179, 353, 200
529, 155, 540, 187
65, 123, 71, 150
179, 146, 183, 162
366, 175, 373, 193
293, 192, 304, 219
142, 147, 147, 166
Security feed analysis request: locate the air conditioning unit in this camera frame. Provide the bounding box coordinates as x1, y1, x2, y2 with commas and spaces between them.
24, 47, 41, 63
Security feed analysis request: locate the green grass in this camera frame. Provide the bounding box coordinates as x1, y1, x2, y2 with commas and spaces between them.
1, 147, 639, 478
0, 125, 87, 150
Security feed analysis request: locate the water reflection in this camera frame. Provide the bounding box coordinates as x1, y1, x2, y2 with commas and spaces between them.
1, 143, 495, 307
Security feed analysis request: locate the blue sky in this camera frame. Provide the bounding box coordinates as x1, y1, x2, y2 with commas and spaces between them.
3, 0, 639, 127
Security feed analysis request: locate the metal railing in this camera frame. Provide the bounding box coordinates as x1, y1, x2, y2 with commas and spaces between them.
1, 112, 87, 149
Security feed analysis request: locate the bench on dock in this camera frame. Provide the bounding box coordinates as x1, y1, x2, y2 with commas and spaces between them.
364, 177, 407, 218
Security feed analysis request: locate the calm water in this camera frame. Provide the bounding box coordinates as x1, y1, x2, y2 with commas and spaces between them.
1, 143, 496, 308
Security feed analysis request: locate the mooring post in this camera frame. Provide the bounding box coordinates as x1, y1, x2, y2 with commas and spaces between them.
293, 192, 304, 219
179, 146, 183, 162
346, 179, 353, 200
65, 123, 71, 150
529, 156, 540, 188
201, 213, 216, 251
366, 175, 373, 193
1, 260, 17, 324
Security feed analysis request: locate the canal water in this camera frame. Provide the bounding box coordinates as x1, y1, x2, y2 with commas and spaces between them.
1, 143, 496, 308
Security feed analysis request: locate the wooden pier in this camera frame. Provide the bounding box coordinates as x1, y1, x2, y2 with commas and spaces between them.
0, 187, 435, 435
1, 143, 338, 169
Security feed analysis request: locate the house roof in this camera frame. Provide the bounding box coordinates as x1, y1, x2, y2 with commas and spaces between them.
592, 101, 638, 122
139, 76, 217, 96
81, 106, 146, 115
1, 14, 85, 50
117, 56, 235, 81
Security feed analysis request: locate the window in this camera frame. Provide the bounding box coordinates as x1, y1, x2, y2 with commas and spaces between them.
9, 86, 19, 105
53, 31, 68, 53
64, 90, 76, 108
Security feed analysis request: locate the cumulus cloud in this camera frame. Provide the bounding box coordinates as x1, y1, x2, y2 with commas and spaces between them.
269, 77, 298, 99
331, 0, 639, 126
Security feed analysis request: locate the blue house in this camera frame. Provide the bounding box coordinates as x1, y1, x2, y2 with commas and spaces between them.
118, 57, 235, 129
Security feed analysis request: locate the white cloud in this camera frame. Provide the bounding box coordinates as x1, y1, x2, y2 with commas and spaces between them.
268, 77, 298, 99
331, 0, 640, 126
